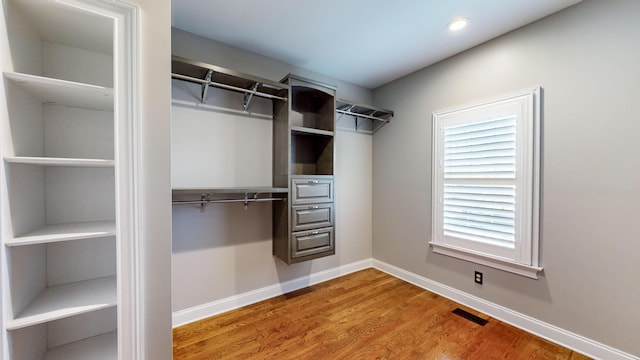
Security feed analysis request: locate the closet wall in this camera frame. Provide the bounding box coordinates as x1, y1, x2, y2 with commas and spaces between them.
371, 0, 640, 356
171, 29, 373, 315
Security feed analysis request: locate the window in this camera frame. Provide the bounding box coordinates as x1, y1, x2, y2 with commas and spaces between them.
430, 88, 542, 278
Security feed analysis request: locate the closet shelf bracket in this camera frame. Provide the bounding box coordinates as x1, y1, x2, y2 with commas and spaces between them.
200, 69, 214, 103
199, 193, 209, 212
243, 82, 259, 111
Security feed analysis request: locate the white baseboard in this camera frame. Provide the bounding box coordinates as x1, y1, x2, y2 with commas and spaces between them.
371, 259, 639, 360
172, 258, 373, 328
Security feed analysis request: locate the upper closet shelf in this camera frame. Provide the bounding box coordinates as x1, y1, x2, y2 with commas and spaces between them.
3, 72, 113, 111
171, 55, 289, 111
336, 99, 394, 134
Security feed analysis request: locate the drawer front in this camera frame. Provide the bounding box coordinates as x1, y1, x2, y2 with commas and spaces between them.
292, 227, 334, 259
291, 178, 333, 205
292, 204, 333, 232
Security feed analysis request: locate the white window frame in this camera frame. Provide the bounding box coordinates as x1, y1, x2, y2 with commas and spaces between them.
430, 87, 542, 279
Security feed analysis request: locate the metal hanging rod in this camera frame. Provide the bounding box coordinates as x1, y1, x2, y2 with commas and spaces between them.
172, 192, 287, 212
172, 197, 285, 206
172, 99, 273, 120
172, 73, 288, 104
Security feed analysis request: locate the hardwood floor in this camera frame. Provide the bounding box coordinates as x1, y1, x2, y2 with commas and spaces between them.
174, 268, 591, 359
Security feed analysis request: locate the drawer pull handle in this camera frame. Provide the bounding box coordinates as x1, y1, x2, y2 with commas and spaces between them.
308, 205, 319, 209
308, 180, 319, 184
310, 231, 319, 235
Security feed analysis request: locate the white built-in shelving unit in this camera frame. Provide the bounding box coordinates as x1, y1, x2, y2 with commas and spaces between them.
1, 0, 123, 358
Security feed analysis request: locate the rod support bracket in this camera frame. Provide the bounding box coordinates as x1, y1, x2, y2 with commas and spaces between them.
199, 193, 210, 212
243, 83, 260, 112
200, 69, 214, 104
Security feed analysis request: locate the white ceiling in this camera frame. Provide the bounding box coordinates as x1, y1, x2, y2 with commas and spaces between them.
172, 0, 582, 89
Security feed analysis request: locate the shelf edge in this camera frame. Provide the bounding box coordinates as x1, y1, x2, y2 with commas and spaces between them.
172, 187, 289, 196
290, 126, 334, 137
6, 221, 116, 247
4, 156, 115, 167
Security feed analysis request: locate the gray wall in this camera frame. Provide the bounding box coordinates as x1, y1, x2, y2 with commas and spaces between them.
372, 0, 640, 356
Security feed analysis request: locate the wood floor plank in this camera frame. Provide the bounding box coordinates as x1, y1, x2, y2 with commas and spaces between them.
174, 268, 591, 359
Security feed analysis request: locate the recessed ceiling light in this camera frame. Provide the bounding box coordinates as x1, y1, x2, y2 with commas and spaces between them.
448, 17, 469, 31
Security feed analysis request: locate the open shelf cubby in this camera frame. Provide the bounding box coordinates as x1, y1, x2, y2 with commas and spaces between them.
290, 84, 335, 132
291, 132, 334, 176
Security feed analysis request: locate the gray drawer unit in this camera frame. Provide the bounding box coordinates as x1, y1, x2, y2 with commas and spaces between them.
291, 178, 333, 205
272, 76, 336, 265
292, 227, 334, 259
292, 203, 334, 232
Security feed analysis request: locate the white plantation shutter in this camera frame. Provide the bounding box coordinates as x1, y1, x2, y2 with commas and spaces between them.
443, 117, 517, 248
431, 88, 542, 278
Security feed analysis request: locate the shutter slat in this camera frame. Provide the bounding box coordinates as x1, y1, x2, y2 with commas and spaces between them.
445, 200, 514, 213
445, 148, 515, 161
445, 133, 515, 149
445, 163, 515, 174
445, 184, 515, 196
445, 192, 514, 204
445, 172, 515, 179
444, 210, 514, 226
444, 204, 514, 219
444, 141, 514, 155
445, 156, 514, 167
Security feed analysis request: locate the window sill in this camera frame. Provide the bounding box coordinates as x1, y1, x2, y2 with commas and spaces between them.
429, 243, 543, 279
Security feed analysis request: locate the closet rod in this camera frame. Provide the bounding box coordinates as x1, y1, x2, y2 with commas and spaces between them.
337, 109, 391, 123
172, 197, 285, 206
172, 73, 288, 101
172, 99, 273, 119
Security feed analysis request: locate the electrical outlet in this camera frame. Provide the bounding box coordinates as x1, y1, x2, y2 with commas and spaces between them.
474, 271, 483, 285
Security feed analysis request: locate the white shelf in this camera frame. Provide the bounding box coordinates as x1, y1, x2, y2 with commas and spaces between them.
44, 331, 117, 360
6, 221, 116, 247
3, 72, 113, 111
4, 156, 114, 167
7, 276, 117, 330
